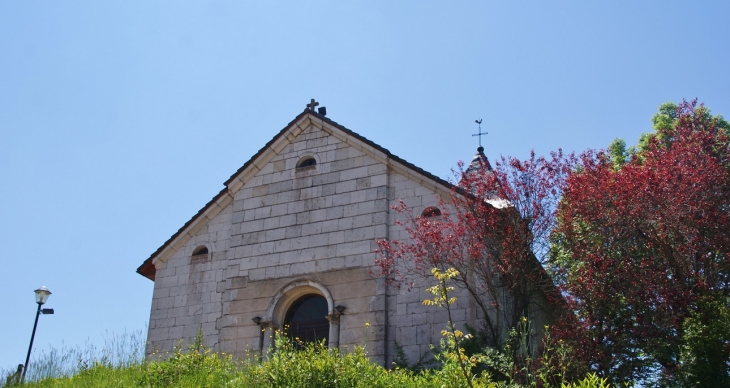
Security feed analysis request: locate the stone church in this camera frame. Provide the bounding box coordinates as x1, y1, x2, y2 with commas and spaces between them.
137, 102, 549, 365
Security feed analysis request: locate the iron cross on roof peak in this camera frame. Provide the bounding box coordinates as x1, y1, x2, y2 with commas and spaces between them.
306, 99, 319, 111
472, 119, 487, 151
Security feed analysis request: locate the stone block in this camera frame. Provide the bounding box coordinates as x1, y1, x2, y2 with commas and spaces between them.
330, 158, 354, 172
285, 225, 302, 239
337, 217, 353, 230
254, 207, 271, 220
321, 183, 337, 196
344, 226, 375, 242
310, 209, 327, 222
252, 241, 274, 255
265, 228, 286, 241
239, 256, 259, 270
306, 137, 328, 148
304, 198, 325, 211
276, 190, 300, 204
295, 211, 309, 224
334, 148, 350, 160
325, 206, 344, 219
259, 253, 279, 267
262, 194, 280, 208
307, 233, 328, 247
230, 276, 249, 289
273, 160, 286, 172
335, 180, 356, 194
291, 260, 316, 275
343, 204, 358, 217
356, 177, 371, 190
269, 180, 292, 194
328, 231, 345, 245
273, 239, 292, 253
157, 296, 174, 310
148, 327, 170, 342
353, 214, 373, 228
164, 306, 188, 321
290, 236, 308, 250
278, 250, 300, 265
249, 268, 266, 281
336, 240, 372, 256
270, 203, 288, 217
299, 186, 320, 200
350, 189, 368, 203
243, 209, 256, 222
344, 254, 362, 267
327, 257, 345, 270
331, 193, 351, 207
312, 172, 340, 186
339, 166, 368, 181
240, 220, 264, 234
173, 295, 187, 308
320, 219, 338, 233
301, 222, 322, 236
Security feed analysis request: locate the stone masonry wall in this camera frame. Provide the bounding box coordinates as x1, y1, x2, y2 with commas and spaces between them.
146, 205, 232, 355
146, 117, 475, 366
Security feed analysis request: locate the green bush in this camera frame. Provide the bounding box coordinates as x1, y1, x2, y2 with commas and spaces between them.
5, 331, 623, 388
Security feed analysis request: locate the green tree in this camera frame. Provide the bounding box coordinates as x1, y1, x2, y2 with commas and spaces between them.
608, 101, 729, 169
553, 100, 730, 386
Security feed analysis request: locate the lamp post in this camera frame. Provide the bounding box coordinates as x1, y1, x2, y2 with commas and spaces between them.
22, 286, 54, 381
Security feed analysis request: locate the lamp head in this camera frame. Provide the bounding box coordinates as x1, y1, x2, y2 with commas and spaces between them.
34, 286, 52, 305
252, 316, 262, 325
335, 305, 346, 314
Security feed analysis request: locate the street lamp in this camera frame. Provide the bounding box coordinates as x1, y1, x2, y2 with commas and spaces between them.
22, 286, 54, 381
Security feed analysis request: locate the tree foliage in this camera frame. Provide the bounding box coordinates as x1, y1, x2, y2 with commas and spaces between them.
552, 100, 730, 385
376, 149, 576, 351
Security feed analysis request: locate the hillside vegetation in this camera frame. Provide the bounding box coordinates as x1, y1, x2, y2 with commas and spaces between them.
4, 332, 610, 388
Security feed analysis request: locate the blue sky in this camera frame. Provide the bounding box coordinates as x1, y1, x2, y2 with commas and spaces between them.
1, 1, 728, 371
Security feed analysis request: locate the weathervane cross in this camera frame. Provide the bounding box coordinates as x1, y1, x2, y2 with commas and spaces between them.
307, 99, 319, 111
472, 119, 487, 148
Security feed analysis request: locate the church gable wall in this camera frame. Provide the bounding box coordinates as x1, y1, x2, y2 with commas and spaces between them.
144, 116, 481, 366
216, 123, 391, 359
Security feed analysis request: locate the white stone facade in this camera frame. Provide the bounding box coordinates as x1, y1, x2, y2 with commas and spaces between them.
140, 110, 481, 366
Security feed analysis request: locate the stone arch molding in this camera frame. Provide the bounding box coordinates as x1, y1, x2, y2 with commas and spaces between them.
263, 278, 341, 350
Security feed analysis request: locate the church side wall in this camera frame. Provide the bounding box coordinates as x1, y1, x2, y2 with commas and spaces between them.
384, 171, 478, 368
146, 206, 232, 356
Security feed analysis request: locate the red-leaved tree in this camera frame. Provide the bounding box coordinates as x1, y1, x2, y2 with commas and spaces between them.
552, 100, 730, 385
376, 148, 575, 352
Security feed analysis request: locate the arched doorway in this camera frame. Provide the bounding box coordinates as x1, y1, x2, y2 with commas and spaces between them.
262, 279, 341, 353
284, 294, 329, 346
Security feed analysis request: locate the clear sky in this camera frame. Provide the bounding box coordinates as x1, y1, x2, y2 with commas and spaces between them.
1, 1, 728, 371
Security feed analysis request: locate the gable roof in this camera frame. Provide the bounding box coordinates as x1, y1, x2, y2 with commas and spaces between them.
137, 109, 456, 280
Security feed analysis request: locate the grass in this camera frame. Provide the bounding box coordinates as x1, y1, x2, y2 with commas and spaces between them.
2, 331, 612, 388
2, 330, 145, 386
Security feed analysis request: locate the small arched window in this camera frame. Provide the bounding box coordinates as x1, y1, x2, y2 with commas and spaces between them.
297, 157, 317, 169
422, 206, 442, 218
191, 245, 209, 263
